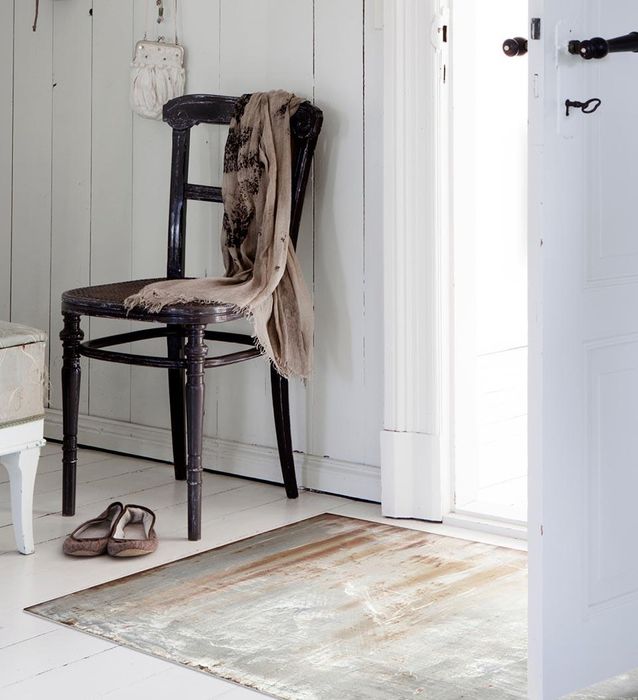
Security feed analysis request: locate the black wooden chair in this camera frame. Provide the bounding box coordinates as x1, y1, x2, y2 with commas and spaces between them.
60, 94, 323, 540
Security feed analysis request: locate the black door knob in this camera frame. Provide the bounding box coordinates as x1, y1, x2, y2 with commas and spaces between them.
503, 37, 528, 57
569, 31, 638, 60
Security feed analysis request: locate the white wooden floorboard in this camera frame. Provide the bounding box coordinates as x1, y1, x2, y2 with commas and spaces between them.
40, 441, 64, 457
4, 645, 261, 700
0, 466, 178, 528
0, 445, 344, 699
102, 663, 264, 700
0, 627, 116, 687
0, 451, 249, 530
101, 665, 246, 699
0, 475, 247, 555
35, 447, 115, 474
2, 454, 169, 497
0, 610, 62, 651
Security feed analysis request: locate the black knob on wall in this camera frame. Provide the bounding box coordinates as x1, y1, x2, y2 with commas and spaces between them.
503, 37, 528, 57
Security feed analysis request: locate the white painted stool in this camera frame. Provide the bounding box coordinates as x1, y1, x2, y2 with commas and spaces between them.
0, 322, 47, 554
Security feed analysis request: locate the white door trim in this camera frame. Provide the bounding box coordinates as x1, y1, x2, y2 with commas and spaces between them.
381, 0, 450, 521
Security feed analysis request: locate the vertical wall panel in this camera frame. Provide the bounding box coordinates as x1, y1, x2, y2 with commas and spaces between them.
363, 1, 384, 467
89, 0, 134, 420
180, 0, 222, 279
0, 1, 13, 321
11, 0, 52, 337
313, 0, 367, 464
49, 0, 93, 413
216, 0, 314, 453
178, 0, 223, 441
131, 3, 198, 428
129, 1, 225, 432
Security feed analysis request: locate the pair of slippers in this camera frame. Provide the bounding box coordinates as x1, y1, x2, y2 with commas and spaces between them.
63, 502, 158, 558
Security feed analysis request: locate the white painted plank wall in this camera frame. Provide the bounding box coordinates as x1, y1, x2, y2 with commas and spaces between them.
49, 0, 92, 414
3, 0, 384, 500
89, 0, 134, 422
363, 2, 385, 467
217, 0, 314, 453
0, 1, 13, 323
12, 0, 52, 339
314, 0, 365, 468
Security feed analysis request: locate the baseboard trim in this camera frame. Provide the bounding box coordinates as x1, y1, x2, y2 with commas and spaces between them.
44, 409, 381, 503
443, 512, 528, 542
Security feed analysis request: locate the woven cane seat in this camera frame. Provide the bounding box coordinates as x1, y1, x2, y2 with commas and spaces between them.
62, 278, 243, 325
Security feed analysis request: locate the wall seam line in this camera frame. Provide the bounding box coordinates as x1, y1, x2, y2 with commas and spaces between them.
8, 0, 15, 323
87, 0, 95, 414
362, 0, 367, 460
48, 0, 55, 402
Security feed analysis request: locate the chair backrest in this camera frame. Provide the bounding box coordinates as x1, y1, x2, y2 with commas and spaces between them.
162, 93, 323, 280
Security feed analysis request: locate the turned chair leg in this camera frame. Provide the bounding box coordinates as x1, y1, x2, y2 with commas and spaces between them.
60, 313, 83, 516
185, 325, 207, 541
167, 327, 187, 481
270, 365, 299, 499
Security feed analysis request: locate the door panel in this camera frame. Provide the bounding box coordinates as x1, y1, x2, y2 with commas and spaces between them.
584, 6, 638, 282
587, 339, 638, 605
528, 0, 638, 697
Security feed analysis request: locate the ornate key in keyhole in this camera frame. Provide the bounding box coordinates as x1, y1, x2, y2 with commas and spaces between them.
565, 98, 602, 116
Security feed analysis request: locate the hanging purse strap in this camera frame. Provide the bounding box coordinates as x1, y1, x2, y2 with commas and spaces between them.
144, 0, 179, 45
32, 0, 39, 32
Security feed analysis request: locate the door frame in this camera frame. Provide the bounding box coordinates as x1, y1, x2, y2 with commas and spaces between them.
380, 0, 451, 522
381, 0, 527, 539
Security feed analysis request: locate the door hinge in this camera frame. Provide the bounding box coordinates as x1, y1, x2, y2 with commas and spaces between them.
431, 7, 450, 50
431, 6, 450, 84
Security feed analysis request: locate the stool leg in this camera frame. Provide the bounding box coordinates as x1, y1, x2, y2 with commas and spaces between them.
185, 325, 207, 541
60, 313, 83, 516
4, 446, 40, 555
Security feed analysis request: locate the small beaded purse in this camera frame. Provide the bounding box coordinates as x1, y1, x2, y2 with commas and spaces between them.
130, 0, 185, 120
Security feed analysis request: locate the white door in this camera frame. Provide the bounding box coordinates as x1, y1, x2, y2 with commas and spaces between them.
528, 1, 638, 697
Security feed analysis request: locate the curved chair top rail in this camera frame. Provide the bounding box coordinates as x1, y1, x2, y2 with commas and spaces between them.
163, 94, 238, 128
163, 93, 323, 141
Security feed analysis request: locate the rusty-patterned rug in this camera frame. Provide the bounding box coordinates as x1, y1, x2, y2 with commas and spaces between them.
27, 514, 528, 699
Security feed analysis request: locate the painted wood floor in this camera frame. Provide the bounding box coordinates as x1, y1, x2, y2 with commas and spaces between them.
0, 442, 528, 699
3, 444, 638, 698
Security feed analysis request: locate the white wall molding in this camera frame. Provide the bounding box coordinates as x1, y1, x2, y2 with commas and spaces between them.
45, 409, 381, 503
381, 0, 448, 520
380, 430, 442, 520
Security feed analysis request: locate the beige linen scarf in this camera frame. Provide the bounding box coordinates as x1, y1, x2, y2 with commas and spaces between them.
125, 91, 313, 379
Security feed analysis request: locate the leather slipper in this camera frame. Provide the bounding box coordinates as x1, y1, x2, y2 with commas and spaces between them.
63, 502, 124, 557
107, 504, 158, 557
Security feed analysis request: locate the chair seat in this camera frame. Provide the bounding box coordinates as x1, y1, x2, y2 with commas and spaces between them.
62, 278, 244, 325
